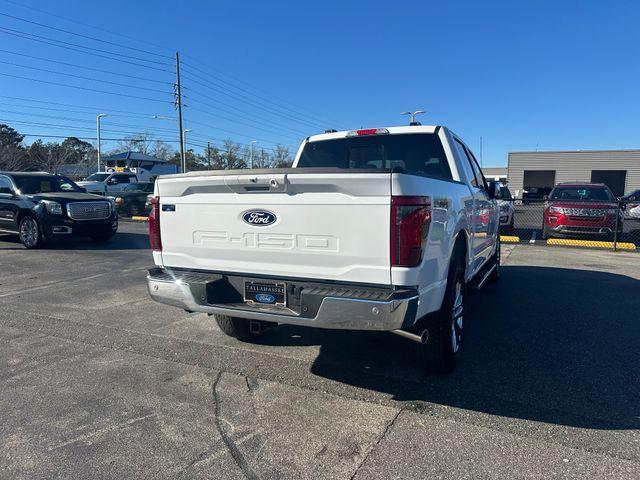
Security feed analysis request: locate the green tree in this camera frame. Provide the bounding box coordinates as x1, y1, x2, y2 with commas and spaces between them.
0, 124, 25, 148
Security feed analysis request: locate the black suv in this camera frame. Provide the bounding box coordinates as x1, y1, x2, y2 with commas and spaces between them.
0, 172, 118, 248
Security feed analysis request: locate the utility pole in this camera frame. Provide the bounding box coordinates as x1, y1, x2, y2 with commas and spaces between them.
174, 51, 185, 173
207, 141, 211, 170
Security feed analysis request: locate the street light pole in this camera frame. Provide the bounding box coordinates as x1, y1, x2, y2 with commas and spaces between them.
96, 114, 107, 172
182, 129, 192, 173
250, 140, 257, 169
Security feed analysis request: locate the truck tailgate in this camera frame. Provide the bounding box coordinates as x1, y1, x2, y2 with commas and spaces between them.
157, 172, 392, 285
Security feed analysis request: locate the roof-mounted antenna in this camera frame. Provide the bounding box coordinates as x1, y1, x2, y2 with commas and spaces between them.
401, 110, 426, 126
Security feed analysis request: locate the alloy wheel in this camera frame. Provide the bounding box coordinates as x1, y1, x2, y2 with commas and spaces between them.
450, 280, 464, 353
19, 217, 39, 248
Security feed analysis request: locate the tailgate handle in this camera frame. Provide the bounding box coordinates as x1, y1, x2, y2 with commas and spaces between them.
224, 174, 288, 193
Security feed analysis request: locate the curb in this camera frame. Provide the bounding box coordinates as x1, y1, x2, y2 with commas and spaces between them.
500, 235, 520, 243
546, 238, 636, 251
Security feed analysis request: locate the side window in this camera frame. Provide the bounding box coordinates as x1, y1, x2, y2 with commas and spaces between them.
453, 139, 479, 188
0, 176, 13, 195
464, 146, 488, 191
113, 174, 132, 184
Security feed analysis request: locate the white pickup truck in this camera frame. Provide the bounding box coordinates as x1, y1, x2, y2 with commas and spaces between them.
146, 125, 501, 372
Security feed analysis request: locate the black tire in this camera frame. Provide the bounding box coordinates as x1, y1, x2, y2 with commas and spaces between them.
214, 314, 259, 341
18, 215, 45, 249
488, 236, 500, 284
420, 251, 466, 373
129, 203, 142, 216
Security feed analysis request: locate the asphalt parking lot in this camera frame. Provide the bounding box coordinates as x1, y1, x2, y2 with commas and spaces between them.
1, 221, 639, 479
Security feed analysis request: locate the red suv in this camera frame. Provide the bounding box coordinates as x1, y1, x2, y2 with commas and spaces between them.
542, 183, 623, 239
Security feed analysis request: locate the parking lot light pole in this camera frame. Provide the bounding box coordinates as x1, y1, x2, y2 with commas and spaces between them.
96, 114, 108, 172
250, 140, 257, 169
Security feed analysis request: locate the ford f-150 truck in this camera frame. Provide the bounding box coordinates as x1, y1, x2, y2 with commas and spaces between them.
146, 125, 501, 372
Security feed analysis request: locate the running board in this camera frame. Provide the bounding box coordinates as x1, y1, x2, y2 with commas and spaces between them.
472, 263, 496, 290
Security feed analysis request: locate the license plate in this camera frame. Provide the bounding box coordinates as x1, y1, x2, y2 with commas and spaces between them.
244, 281, 286, 306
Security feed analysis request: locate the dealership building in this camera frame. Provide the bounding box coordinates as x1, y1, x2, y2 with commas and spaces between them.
507, 149, 640, 198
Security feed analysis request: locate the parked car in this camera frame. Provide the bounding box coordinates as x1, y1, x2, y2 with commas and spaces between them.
522, 186, 552, 204
110, 182, 155, 216
77, 172, 139, 195
542, 183, 623, 239
0, 172, 118, 248
145, 125, 501, 373
621, 189, 640, 220
496, 184, 514, 230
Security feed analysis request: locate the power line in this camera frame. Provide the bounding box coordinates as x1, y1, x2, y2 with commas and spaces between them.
0, 98, 297, 148
0, 48, 172, 85
0, 27, 174, 74
0, 95, 176, 118
0, 11, 173, 60
0, 59, 173, 94
0, 25, 170, 66
20, 133, 182, 143
181, 70, 330, 131
186, 104, 303, 143
1, 0, 175, 54
181, 61, 344, 129
183, 86, 310, 137
0, 72, 172, 104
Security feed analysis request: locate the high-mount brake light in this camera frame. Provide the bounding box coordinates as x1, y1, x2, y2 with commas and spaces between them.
390, 196, 431, 267
149, 196, 162, 252
346, 128, 390, 137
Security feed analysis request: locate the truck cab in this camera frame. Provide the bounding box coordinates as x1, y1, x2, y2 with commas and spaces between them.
77, 171, 139, 195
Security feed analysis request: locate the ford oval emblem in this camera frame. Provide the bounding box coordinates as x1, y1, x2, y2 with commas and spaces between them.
242, 209, 277, 227
255, 293, 275, 304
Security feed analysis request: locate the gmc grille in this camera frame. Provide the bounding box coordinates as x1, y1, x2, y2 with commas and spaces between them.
67, 201, 111, 221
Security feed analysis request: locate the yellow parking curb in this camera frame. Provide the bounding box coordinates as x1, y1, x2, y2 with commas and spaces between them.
131, 216, 149, 222
500, 235, 520, 243
546, 238, 636, 250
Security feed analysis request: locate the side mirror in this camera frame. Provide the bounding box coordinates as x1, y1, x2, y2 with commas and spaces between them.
487, 181, 500, 199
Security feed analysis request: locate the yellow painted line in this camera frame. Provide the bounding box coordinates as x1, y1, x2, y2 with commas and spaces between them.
131, 216, 149, 222
546, 238, 636, 250
500, 235, 520, 243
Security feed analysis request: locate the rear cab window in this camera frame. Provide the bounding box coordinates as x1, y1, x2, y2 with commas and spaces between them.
297, 133, 453, 180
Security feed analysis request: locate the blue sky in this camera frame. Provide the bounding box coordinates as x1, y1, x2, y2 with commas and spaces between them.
0, 0, 638, 166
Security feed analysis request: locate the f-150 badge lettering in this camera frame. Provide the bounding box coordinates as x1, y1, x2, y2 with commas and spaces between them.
242, 210, 277, 226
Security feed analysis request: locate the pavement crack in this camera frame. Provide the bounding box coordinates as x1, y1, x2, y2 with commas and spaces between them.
350, 408, 403, 480
212, 371, 261, 480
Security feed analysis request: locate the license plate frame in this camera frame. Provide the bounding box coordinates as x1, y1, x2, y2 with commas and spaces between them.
244, 281, 287, 306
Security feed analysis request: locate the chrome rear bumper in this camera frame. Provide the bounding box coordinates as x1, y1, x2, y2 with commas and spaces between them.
146, 268, 418, 331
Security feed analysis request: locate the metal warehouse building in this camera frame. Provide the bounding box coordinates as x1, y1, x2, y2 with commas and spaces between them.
507, 149, 640, 198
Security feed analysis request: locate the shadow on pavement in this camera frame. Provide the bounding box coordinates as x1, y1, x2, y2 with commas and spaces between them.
0, 231, 150, 251
259, 265, 640, 430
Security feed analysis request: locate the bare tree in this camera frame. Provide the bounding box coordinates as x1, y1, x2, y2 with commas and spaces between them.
272, 144, 292, 168
116, 132, 156, 155
0, 145, 27, 171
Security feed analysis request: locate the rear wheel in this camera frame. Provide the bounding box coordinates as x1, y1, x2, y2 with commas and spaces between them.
18, 216, 44, 249
420, 252, 466, 373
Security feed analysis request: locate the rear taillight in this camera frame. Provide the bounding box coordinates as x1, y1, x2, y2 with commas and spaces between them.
149, 196, 162, 251
390, 196, 431, 267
